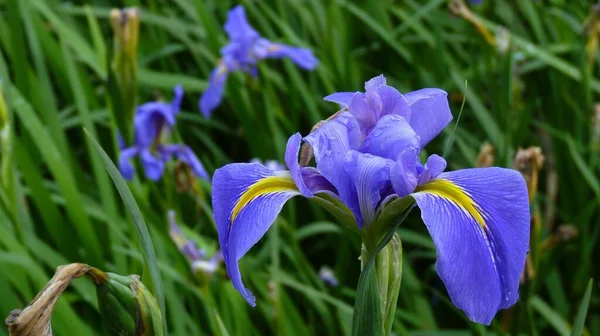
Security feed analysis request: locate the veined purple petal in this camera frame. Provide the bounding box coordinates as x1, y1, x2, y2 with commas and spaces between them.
390, 147, 419, 197
411, 168, 529, 324
323, 92, 356, 107
265, 44, 318, 70
212, 163, 302, 306
404, 88, 452, 147
199, 66, 229, 118
118, 146, 140, 180
359, 114, 419, 160
365, 74, 386, 90
224, 5, 260, 41
303, 112, 360, 206
344, 151, 393, 227
417, 154, 447, 185
140, 149, 164, 181
159, 144, 210, 180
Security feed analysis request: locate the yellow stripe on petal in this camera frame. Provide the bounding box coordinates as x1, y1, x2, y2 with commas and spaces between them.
231, 176, 299, 222
415, 179, 486, 229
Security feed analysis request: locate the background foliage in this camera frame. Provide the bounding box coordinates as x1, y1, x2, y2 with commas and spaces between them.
0, 0, 598, 335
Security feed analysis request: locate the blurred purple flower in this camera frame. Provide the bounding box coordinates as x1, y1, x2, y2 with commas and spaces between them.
168, 210, 222, 276
319, 266, 339, 287
118, 85, 209, 181
199, 5, 318, 118
212, 75, 530, 325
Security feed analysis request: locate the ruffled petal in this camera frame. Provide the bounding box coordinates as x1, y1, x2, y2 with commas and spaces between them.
323, 92, 357, 107
404, 88, 452, 147
411, 168, 529, 324
390, 147, 419, 197
303, 112, 360, 202
199, 66, 229, 118
212, 163, 302, 305
364, 74, 386, 91
417, 154, 447, 184
118, 146, 140, 180
344, 150, 393, 227
224, 5, 260, 41
140, 149, 164, 181
359, 114, 419, 161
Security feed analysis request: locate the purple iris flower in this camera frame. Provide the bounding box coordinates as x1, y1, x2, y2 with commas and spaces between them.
212, 75, 530, 325
199, 5, 318, 118
119, 85, 209, 181
168, 210, 222, 275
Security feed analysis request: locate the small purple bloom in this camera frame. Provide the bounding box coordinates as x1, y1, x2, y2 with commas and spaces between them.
168, 210, 222, 276
199, 5, 318, 118
319, 266, 339, 287
118, 85, 209, 181
212, 75, 530, 325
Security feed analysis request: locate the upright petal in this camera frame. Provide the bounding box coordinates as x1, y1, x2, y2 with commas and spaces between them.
199, 66, 229, 118
404, 88, 452, 147
134, 102, 176, 148
344, 151, 393, 227
417, 154, 447, 184
411, 168, 529, 324
285, 133, 313, 196
303, 112, 360, 204
265, 44, 319, 70
224, 5, 260, 41
323, 92, 357, 108
170, 84, 184, 115
212, 163, 302, 305
359, 114, 419, 160
118, 146, 140, 180
390, 147, 419, 197
365, 74, 386, 90
160, 144, 210, 180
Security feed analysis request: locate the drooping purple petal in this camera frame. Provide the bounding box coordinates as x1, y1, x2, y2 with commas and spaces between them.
390, 147, 419, 197
404, 88, 452, 147
411, 168, 529, 324
323, 92, 356, 107
140, 149, 164, 181
344, 150, 393, 227
303, 112, 360, 204
118, 146, 140, 180
199, 66, 229, 118
359, 114, 419, 161
159, 144, 210, 180
265, 44, 319, 70
213, 163, 302, 305
224, 5, 259, 41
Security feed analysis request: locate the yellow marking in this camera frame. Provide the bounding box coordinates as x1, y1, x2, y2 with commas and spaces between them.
231, 176, 298, 222
415, 179, 486, 229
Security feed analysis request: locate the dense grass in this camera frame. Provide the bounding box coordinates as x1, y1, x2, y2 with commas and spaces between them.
0, 0, 598, 334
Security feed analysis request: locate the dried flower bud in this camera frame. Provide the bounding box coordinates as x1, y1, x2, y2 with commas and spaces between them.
513, 147, 545, 202
475, 143, 495, 168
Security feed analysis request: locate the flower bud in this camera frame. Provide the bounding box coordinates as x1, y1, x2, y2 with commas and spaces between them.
95, 272, 164, 336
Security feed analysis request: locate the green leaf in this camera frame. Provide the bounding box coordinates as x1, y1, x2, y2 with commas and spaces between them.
84, 129, 166, 335
571, 279, 593, 336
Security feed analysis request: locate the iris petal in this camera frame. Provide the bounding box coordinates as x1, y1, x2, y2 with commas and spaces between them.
134, 102, 176, 148
160, 144, 210, 180
359, 114, 419, 160
344, 150, 393, 227
265, 44, 319, 70
199, 66, 229, 118
411, 168, 529, 324
224, 5, 259, 41
404, 88, 452, 147
285, 133, 313, 196
140, 149, 164, 181
118, 146, 140, 180
303, 112, 360, 204
390, 147, 419, 197
323, 92, 356, 107
213, 163, 301, 306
